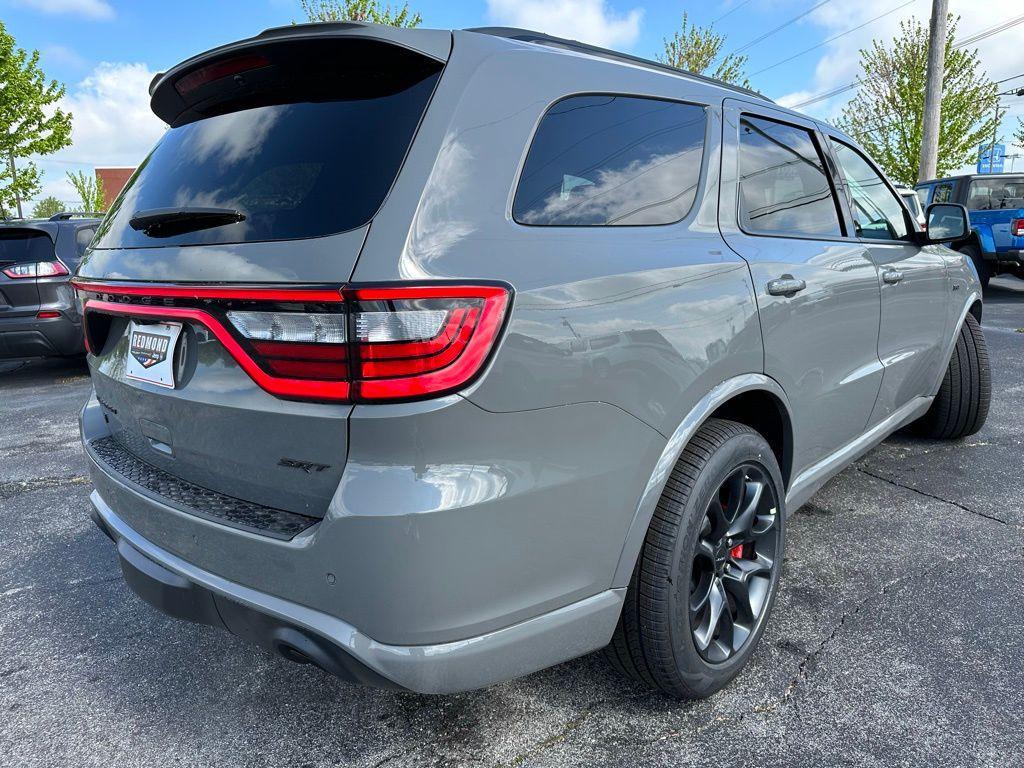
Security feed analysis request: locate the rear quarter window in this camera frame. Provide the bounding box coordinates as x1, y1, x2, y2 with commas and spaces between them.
513, 95, 707, 226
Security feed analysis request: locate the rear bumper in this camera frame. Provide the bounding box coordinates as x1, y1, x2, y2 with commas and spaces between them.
88, 488, 624, 693
0, 313, 83, 359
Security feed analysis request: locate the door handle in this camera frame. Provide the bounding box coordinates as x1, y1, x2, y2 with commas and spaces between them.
766, 277, 807, 296
882, 269, 904, 285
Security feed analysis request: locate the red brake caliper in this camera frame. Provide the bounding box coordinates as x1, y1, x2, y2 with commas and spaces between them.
729, 543, 745, 559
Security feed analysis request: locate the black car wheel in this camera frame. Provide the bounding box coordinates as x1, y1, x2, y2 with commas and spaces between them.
606, 418, 785, 698
914, 313, 990, 440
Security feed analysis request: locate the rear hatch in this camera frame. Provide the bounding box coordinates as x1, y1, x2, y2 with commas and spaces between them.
0, 228, 55, 317
76, 26, 449, 520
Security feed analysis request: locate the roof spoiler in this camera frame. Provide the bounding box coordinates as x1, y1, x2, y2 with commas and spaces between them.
148, 22, 451, 123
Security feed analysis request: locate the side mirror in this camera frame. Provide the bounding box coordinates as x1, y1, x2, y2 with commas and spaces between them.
925, 203, 970, 243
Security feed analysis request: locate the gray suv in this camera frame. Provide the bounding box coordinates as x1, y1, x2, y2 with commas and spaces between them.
75, 23, 989, 698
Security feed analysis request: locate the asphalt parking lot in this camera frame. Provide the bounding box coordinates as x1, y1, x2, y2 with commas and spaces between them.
1, 279, 1023, 768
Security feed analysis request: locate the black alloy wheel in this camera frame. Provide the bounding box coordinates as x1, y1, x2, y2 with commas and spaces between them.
689, 464, 780, 663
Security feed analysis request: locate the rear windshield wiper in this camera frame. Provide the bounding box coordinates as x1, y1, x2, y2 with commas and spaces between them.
128, 207, 246, 237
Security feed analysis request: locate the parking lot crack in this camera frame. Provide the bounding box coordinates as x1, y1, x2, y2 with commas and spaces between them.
773, 557, 964, 715
0, 474, 90, 500
853, 465, 1012, 526
498, 711, 591, 768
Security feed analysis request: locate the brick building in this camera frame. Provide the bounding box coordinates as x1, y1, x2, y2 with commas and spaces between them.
95, 167, 135, 209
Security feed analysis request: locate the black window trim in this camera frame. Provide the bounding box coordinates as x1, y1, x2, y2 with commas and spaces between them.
826, 135, 915, 246
510, 91, 712, 229
734, 111, 851, 243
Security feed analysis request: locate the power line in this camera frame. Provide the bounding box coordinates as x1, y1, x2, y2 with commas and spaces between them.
750, 0, 917, 77
788, 13, 1024, 109
956, 13, 1024, 47
711, 0, 755, 26
730, 0, 837, 55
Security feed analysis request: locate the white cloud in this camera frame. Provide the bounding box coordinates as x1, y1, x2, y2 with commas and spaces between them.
485, 0, 643, 49
41, 44, 87, 71
775, 0, 1024, 121
767, 0, 1024, 174
28, 62, 165, 208
11, 0, 114, 19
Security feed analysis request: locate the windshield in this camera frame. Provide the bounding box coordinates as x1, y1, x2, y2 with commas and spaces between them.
94, 40, 441, 249
966, 177, 1024, 210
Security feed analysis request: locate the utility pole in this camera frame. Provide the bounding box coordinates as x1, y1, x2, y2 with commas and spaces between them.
918, 0, 948, 182
989, 100, 1001, 174
7, 152, 23, 219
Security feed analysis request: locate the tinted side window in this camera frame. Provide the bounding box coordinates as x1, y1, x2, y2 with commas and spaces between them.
829, 139, 909, 241
738, 116, 842, 238
914, 186, 930, 206
513, 95, 706, 226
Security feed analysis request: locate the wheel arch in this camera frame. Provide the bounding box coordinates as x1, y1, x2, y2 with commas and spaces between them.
610, 373, 794, 589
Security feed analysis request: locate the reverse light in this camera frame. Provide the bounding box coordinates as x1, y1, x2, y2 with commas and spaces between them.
1012, 218, 1024, 238
2, 261, 69, 279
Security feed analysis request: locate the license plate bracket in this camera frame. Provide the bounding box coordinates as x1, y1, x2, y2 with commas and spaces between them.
125, 320, 182, 389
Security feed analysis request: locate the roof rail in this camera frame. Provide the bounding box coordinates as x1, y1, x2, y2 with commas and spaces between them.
466, 27, 772, 103
49, 212, 103, 221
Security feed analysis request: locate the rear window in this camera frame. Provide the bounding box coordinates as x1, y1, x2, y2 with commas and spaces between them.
0, 230, 55, 264
933, 183, 954, 204
966, 176, 1024, 210
94, 39, 442, 249
513, 95, 707, 226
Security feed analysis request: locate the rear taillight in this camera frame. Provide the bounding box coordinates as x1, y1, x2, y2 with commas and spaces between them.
1012, 219, 1024, 237
75, 281, 510, 403
2, 261, 69, 279
346, 285, 509, 401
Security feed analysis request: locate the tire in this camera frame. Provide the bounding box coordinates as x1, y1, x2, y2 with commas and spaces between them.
606, 418, 785, 698
913, 313, 991, 440
958, 243, 990, 289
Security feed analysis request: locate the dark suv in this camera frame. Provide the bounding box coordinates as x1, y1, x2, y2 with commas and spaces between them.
0, 213, 100, 360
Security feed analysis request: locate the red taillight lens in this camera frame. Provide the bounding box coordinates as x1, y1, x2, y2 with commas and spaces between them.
1012, 219, 1024, 237
217, 283, 509, 402
2, 261, 69, 279
36, 310, 61, 319
74, 281, 510, 403
346, 285, 509, 401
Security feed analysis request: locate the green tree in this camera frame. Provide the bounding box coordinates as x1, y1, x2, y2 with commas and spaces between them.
836, 16, 998, 185
0, 21, 73, 218
299, 0, 421, 27
31, 195, 65, 218
657, 13, 749, 88
66, 170, 105, 213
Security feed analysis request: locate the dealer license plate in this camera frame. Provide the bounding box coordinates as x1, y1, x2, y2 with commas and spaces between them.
125, 320, 182, 389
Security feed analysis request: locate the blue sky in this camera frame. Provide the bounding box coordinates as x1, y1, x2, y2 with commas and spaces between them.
4, 0, 1023, 207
